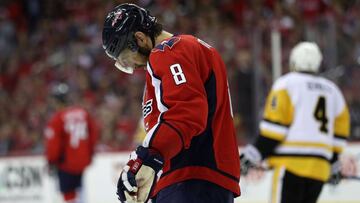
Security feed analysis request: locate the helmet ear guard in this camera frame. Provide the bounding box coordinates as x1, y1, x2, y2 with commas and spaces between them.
289, 42, 323, 73
103, 35, 123, 60
50, 83, 70, 104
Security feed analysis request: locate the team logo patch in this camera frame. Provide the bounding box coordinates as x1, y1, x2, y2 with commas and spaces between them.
271, 96, 277, 109
153, 37, 180, 52
142, 99, 153, 118
112, 10, 123, 26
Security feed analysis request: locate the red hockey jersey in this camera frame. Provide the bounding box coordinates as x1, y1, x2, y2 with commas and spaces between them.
44, 106, 98, 174
142, 35, 240, 196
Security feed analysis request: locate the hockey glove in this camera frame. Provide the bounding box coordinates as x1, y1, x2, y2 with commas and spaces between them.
328, 161, 342, 185
240, 145, 263, 176
117, 146, 164, 203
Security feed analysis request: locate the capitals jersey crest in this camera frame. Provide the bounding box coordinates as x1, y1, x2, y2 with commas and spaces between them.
152, 36, 180, 52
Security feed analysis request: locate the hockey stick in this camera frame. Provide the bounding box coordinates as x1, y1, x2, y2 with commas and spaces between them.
343, 176, 360, 181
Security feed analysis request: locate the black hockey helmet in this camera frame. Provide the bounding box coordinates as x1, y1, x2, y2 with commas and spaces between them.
50, 82, 69, 104
102, 3, 157, 60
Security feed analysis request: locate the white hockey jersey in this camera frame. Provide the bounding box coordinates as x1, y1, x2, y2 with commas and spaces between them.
260, 72, 350, 181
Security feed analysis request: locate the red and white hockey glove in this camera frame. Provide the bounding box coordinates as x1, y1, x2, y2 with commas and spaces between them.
117, 146, 164, 203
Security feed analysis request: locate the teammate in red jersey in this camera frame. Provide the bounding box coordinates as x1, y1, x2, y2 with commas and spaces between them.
102, 3, 240, 203
44, 83, 98, 203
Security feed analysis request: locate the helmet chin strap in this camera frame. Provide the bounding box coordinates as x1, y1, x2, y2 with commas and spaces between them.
115, 61, 134, 74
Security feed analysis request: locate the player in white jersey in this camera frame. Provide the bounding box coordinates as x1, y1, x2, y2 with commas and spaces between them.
240, 42, 350, 203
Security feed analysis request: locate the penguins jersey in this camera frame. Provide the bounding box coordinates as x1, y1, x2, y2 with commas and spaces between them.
142, 35, 240, 196
260, 72, 350, 181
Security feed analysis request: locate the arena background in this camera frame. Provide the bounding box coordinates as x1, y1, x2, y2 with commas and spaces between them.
0, 0, 360, 202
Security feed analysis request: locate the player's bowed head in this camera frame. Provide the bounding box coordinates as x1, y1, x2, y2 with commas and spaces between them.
102, 3, 163, 74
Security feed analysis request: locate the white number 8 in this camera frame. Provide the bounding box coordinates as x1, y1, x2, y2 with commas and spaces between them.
170, 64, 187, 85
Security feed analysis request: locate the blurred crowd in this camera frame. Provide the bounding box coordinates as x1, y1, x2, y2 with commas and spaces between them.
1, 0, 360, 155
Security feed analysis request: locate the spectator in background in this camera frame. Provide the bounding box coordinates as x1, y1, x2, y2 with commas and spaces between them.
44, 83, 98, 203
1, 0, 360, 155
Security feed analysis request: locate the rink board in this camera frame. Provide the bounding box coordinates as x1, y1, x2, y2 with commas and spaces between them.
0, 145, 359, 203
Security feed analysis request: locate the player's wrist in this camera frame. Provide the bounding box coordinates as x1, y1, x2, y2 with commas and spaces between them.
136, 146, 164, 172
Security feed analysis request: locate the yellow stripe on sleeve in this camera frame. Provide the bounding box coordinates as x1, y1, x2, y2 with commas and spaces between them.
333, 146, 343, 153
263, 89, 294, 126
281, 141, 333, 152
334, 106, 350, 138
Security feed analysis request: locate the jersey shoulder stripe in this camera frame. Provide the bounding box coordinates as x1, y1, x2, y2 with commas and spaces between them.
151, 35, 199, 54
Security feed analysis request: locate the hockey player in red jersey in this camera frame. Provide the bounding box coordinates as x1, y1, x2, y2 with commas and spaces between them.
44, 83, 98, 203
102, 3, 240, 203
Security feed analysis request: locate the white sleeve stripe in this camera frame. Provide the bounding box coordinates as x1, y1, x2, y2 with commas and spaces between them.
142, 123, 159, 148
260, 120, 289, 135
275, 146, 332, 160
333, 139, 346, 147
142, 63, 169, 148
147, 62, 168, 114
334, 134, 347, 140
